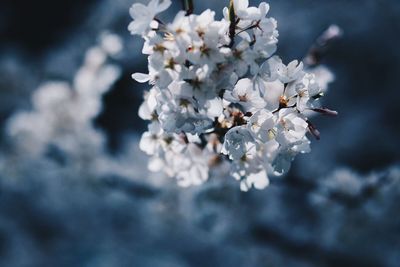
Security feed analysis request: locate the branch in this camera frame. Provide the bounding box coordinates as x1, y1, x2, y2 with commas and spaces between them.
182, 0, 194, 16
228, 0, 236, 47
304, 25, 343, 67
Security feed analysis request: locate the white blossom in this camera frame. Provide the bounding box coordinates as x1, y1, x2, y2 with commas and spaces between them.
128, 0, 172, 35
223, 78, 265, 112
131, 0, 337, 191
248, 109, 275, 142
221, 126, 254, 161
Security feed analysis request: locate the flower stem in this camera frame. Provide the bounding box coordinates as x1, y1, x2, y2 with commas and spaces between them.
228, 0, 236, 47
182, 0, 194, 16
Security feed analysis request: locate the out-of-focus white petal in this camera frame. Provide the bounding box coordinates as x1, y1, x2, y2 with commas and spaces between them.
132, 73, 150, 83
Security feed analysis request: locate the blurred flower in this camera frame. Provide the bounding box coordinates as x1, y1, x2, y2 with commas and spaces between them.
5, 33, 123, 176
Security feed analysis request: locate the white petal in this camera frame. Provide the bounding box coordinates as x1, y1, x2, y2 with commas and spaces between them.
206, 98, 223, 118
234, 0, 249, 13
248, 170, 270, 190
132, 73, 150, 83
148, 157, 164, 172
155, 0, 172, 13
129, 3, 146, 19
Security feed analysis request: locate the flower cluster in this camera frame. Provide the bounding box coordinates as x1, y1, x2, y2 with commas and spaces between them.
131, 0, 337, 191
7, 33, 122, 173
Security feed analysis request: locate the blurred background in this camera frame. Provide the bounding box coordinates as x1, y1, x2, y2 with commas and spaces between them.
0, 0, 399, 266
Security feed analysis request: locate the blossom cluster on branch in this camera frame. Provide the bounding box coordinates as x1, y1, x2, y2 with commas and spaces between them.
130, 0, 337, 191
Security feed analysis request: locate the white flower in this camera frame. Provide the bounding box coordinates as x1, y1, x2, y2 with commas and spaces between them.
138, 87, 159, 120
221, 126, 254, 161
232, 0, 269, 20
228, 142, 270, 191
132, 1, 336, 191
166, 11, 192, 45
132, 65, 173, 89
240, 169, 269, 191
128, 0, 172, 36
224, 78, 265, 112
294, 73, 322, 111
251, 18, 278, 58
248, 109, 275, 142
257, 56, 281, 82
232, 41, 258, 77
277, 60, 304, 84
204, 98, 223, 119
156, 90, 214, 134
7, 33, 121, 172
139, 122, 163, 155
309, 65, 335, 93
100, 32, 123, 55
275, 109, 309, 146
139, 131, 161, 155
175, 144, 209, 187
260, 79, 286, 111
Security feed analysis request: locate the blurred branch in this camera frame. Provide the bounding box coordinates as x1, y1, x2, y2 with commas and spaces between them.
304, 25, 343, 67
251, 224, 384, 267
273, 169, 392, 209
98, 175, 159, 199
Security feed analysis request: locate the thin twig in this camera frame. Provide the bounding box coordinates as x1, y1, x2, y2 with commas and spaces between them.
228, 0, 236, 48
182, 0, 194, 16
304, 25, 343, 67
